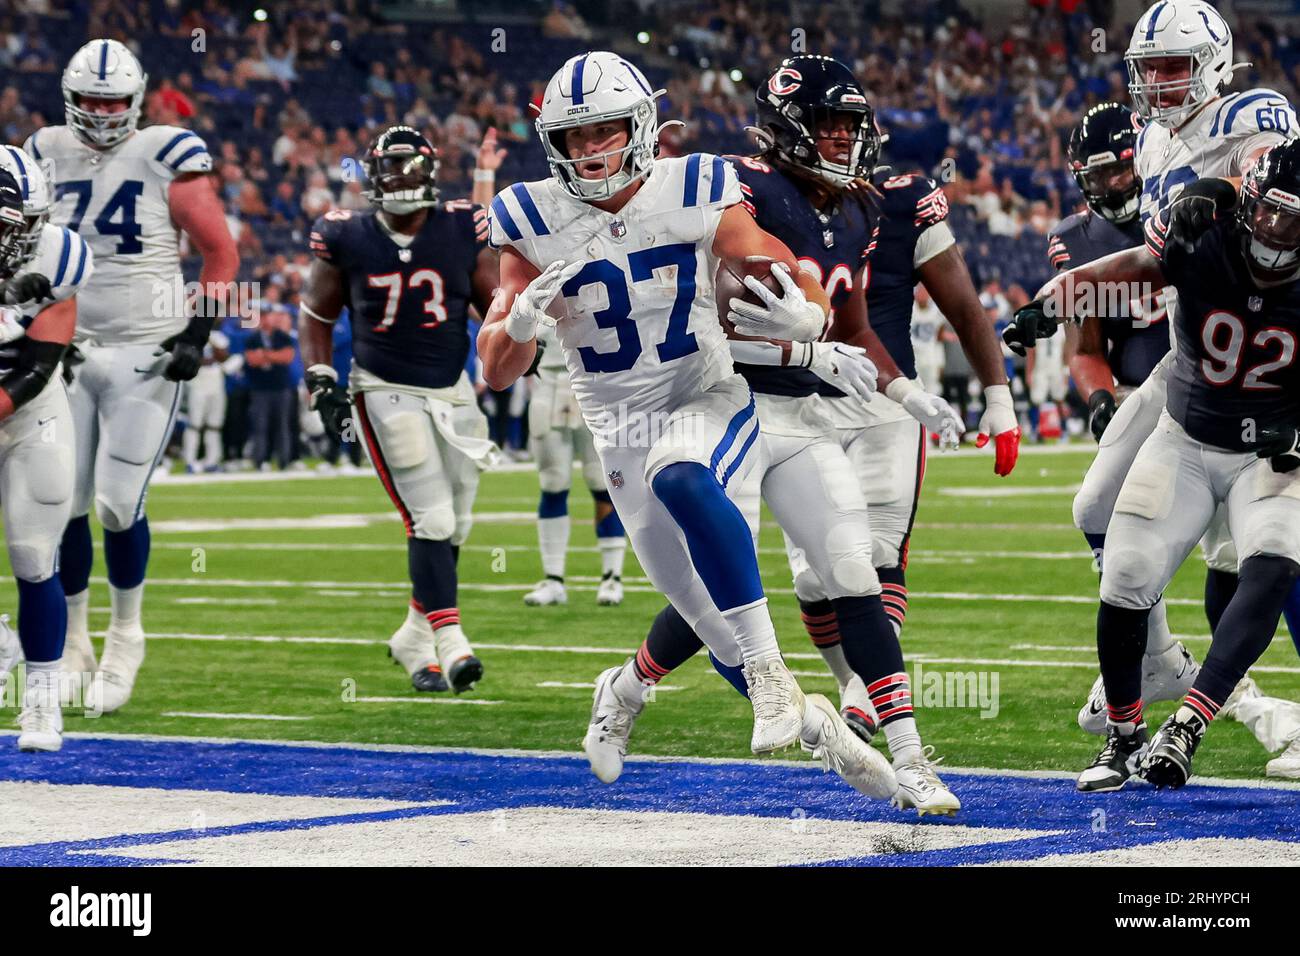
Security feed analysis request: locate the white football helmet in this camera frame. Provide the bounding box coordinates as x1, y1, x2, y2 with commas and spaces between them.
536, 52, 665, 202
62, 39, 148, 148
1126, 1, 1238, 129
0, 146, 53, 276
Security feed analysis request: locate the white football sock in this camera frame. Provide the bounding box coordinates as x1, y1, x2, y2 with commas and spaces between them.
204, 428, 223, 468
722, 598, 782, 664
598, 536, 626, 578
398, 602, 432, 637
110, 584, 144, 631
181, 426, 201, 468
65, 590, 90, 642
883, 717, 923, 765
611, 659, 650, 712
1144, 598, 1174, 656
817, 643, 856, 693
537, 515, 570, 580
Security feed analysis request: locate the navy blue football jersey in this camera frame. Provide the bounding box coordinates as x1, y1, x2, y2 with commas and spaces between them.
727, 156, 879, 397
1148, 213, 1300, 451
1047, 209, 1170, 388
864, 169, 951, 381
310, 200, 488, 389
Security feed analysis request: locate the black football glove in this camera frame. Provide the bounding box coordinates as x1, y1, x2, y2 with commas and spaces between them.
1, 272, 54, 306
61, 343, 85, 387
1167, 177, 1237, 253
1002, 298, 1059, 357
1254, 424, 1300, 474
306, 364, 352, 442
159, 297, 222, 382
1088, 390, 1117, 442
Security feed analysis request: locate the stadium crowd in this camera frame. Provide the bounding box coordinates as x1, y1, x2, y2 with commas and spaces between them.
3, 0, 1299, 469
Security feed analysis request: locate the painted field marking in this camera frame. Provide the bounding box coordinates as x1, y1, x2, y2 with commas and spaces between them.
353, 697, 503, 706
160, 711, 312, 721
536, 681, 683, 691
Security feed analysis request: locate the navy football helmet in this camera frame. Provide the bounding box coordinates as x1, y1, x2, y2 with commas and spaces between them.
1068, 103, 1142, 224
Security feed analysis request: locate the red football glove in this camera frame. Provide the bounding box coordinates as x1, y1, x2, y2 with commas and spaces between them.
976, 384, 1020, 477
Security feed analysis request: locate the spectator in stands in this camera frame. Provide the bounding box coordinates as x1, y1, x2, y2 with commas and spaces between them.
300, 170, 334, 220
368, 61, 395, 101
244, 304, 297, 472
269, 181, 299, 225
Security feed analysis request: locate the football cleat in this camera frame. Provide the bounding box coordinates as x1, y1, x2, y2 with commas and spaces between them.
93, 624, 145, 713
0, 614, 21, 692
838, 674, 878, 744
17, 672, 62, 752
1076, 722, 1149, 792
1266, 735, 1300, 779
800, 693, 896, 799
1219, 675, 1261, 720
1077, 675, 1108, 735
1078, 642, 1200, 736
387, 623, 448, 692
1141, 641, 1199, 704
743, 657, 805, 754
524, 578, 567, 606
1141, 710, 1206, 789
891, 746, 961, 816
595, 573, 623, 606
433, 624, 482, 694
582, 663, 643, 783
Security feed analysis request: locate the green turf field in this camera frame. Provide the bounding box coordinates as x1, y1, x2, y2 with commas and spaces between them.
3, 445, 1296, 779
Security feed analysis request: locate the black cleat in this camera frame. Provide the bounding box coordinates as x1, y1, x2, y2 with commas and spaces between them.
841, 706, 877, 744
447, 655, 484, 694
1076, 723, 1149, 792
1141, 711, 1205, 789
411, 664, 449, 693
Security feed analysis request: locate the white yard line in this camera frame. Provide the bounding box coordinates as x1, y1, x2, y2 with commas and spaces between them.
160, 711, 313, 721
353, 696, 503, 706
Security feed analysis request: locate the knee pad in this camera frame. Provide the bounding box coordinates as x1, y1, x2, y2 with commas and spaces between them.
1243, 523, 1300, 566
411, 501, 457, 542
789, 546, 828, 603
1100, 546, 1165, 609
8, 539, 58, 582
825, 524, 880, 597
107, 396, 171, 466
535, 434, 573, 492
376, 411, 430, 470
95, 492, 141, 533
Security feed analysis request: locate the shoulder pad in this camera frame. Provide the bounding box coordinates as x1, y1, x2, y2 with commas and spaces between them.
309, 209, 356, 263
680, 153, 740, 209
1209, 89, 1297, 139
489, 181, 553, 247
147, 126, 213, 174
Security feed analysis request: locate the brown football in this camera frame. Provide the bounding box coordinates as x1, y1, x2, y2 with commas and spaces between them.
715, 255, 781, 327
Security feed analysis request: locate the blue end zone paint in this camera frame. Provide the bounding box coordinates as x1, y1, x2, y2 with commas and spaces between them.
0, 737, 1296, 866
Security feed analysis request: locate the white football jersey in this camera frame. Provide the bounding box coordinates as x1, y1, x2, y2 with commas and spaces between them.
1137, 87, 1297, 226
489, 154, 741, 437
24, 124, 213, 346
534, 321, 568, 378
0, 222, 94, 374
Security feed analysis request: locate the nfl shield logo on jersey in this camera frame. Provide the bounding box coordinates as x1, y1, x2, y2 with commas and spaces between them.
1248, 296, 1263, 312
608, 470, 624, 489
398, 248, 412, 263
610, 220, 627, 239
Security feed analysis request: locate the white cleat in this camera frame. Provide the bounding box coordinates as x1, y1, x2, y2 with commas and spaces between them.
93, 624, 146, 714
838, 674, 878, 744
1266, 735, 1300, 779
17, 672, 62, 752
744, 657, 805, 754
1077, 641, 1201, 735
524, 578, 567, 606
1077, 674, 1108, 735
582, 664, 643, 783
595, 574, 624, 606
433, 623, 483, 694
1220, 675, 1261, 721
800, 693, 896, 799
58, 624, 98, 705
0, 614, 21, 693
891, 746, 961, 816
1142, 641, 1199, 703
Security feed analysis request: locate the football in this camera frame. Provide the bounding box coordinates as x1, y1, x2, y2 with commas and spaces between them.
715, 255, 781, 325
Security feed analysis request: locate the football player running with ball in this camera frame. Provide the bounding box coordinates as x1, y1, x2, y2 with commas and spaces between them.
0, 158, 94, 751
480, 52, 895, 800
1051, 143, 1300, 790
302, 126, 498, 694
26, 40, 238, 712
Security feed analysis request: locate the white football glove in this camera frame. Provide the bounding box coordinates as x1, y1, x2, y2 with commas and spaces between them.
886, 377, 964, 450
727, 261, 827, 342
805, 342, 877, 402
0, 308, 26, 346
505, 259, 584, 343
